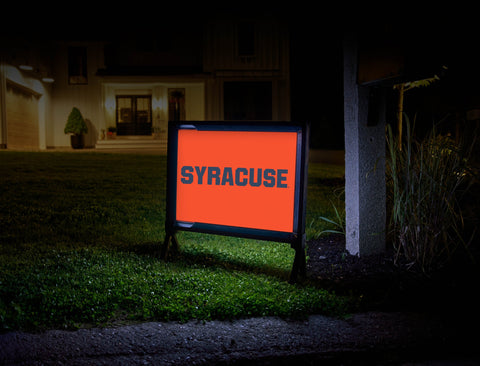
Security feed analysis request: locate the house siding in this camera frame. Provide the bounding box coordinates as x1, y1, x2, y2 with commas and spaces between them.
49, 42, 104, 148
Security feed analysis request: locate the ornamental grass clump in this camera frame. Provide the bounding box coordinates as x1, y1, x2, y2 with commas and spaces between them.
386, 116, 475, 274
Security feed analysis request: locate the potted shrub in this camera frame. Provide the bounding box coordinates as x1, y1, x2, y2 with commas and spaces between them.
64, 107, 88, 149
107, 126, 117, 139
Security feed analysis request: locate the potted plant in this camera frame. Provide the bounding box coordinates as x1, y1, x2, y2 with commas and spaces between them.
107, 126, 117, 139
64, 107, 88, 149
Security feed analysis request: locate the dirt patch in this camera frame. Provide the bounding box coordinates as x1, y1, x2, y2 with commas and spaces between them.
306, 234, 480, 313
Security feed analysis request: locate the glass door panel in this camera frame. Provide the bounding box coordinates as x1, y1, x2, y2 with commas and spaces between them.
116, 95, 152, 136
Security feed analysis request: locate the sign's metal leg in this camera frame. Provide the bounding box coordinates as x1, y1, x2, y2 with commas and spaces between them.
161, 231, 179, 260
289, 237, 306, 284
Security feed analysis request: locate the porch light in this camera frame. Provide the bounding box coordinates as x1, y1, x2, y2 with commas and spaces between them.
105, 96, 115, 111
42, 76, 54, 83
19, 64, 34, 71
152, 97, 163, 110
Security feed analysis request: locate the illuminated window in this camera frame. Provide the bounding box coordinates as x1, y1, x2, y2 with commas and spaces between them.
168, 89, 185, 121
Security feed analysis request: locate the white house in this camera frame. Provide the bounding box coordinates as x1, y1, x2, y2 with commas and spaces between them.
0, 15, 290, 151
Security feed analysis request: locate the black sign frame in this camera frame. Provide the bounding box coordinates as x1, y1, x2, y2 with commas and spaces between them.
162, 121, 309, 282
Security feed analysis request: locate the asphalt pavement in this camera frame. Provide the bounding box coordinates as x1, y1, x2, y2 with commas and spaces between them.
1, 312, 479, 365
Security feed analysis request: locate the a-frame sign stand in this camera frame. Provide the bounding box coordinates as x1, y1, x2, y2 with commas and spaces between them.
162, 230, 306, 284
161, 121, 309, 284
160, 229, 179, 259
289, 236, 307, 283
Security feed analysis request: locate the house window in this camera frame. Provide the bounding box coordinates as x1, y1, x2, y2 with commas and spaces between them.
68, 47, 87, 85
116, 95, 152, 135
168, 88, 185, 121
224, 82, 272, 121
237, 22, 255, 56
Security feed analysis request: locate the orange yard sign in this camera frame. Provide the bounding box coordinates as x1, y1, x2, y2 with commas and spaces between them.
163, 122, 309, 282
176, 129, 298, 232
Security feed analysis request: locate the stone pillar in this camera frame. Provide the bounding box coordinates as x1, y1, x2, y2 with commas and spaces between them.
343, 35, 386, 256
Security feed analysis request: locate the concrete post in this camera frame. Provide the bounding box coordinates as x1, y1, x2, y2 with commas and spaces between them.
343, 35, 386, 256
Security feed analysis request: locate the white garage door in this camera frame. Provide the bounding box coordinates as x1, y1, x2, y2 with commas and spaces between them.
6, 82, 39, 149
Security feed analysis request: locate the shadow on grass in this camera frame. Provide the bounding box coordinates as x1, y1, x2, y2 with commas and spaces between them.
118, 241, 292, 282
177, 250, 292, 281
118, 241, 163, 257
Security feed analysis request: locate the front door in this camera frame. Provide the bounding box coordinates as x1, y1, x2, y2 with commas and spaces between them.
116, 95, 152, 136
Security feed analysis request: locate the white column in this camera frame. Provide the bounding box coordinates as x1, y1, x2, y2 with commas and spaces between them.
343, 35, 386, 256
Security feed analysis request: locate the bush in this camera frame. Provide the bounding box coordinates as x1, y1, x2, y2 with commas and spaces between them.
386, 116, 475, 274
64, 107, 88, 135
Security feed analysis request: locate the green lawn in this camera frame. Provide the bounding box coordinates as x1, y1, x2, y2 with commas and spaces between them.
0, 151, 346, 331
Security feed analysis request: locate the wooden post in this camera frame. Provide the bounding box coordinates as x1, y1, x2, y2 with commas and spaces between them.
397, 83, 404, 150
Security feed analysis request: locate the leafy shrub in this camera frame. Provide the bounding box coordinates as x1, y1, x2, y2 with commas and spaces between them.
64, 107, 88, 135
386, 117, 475, 274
